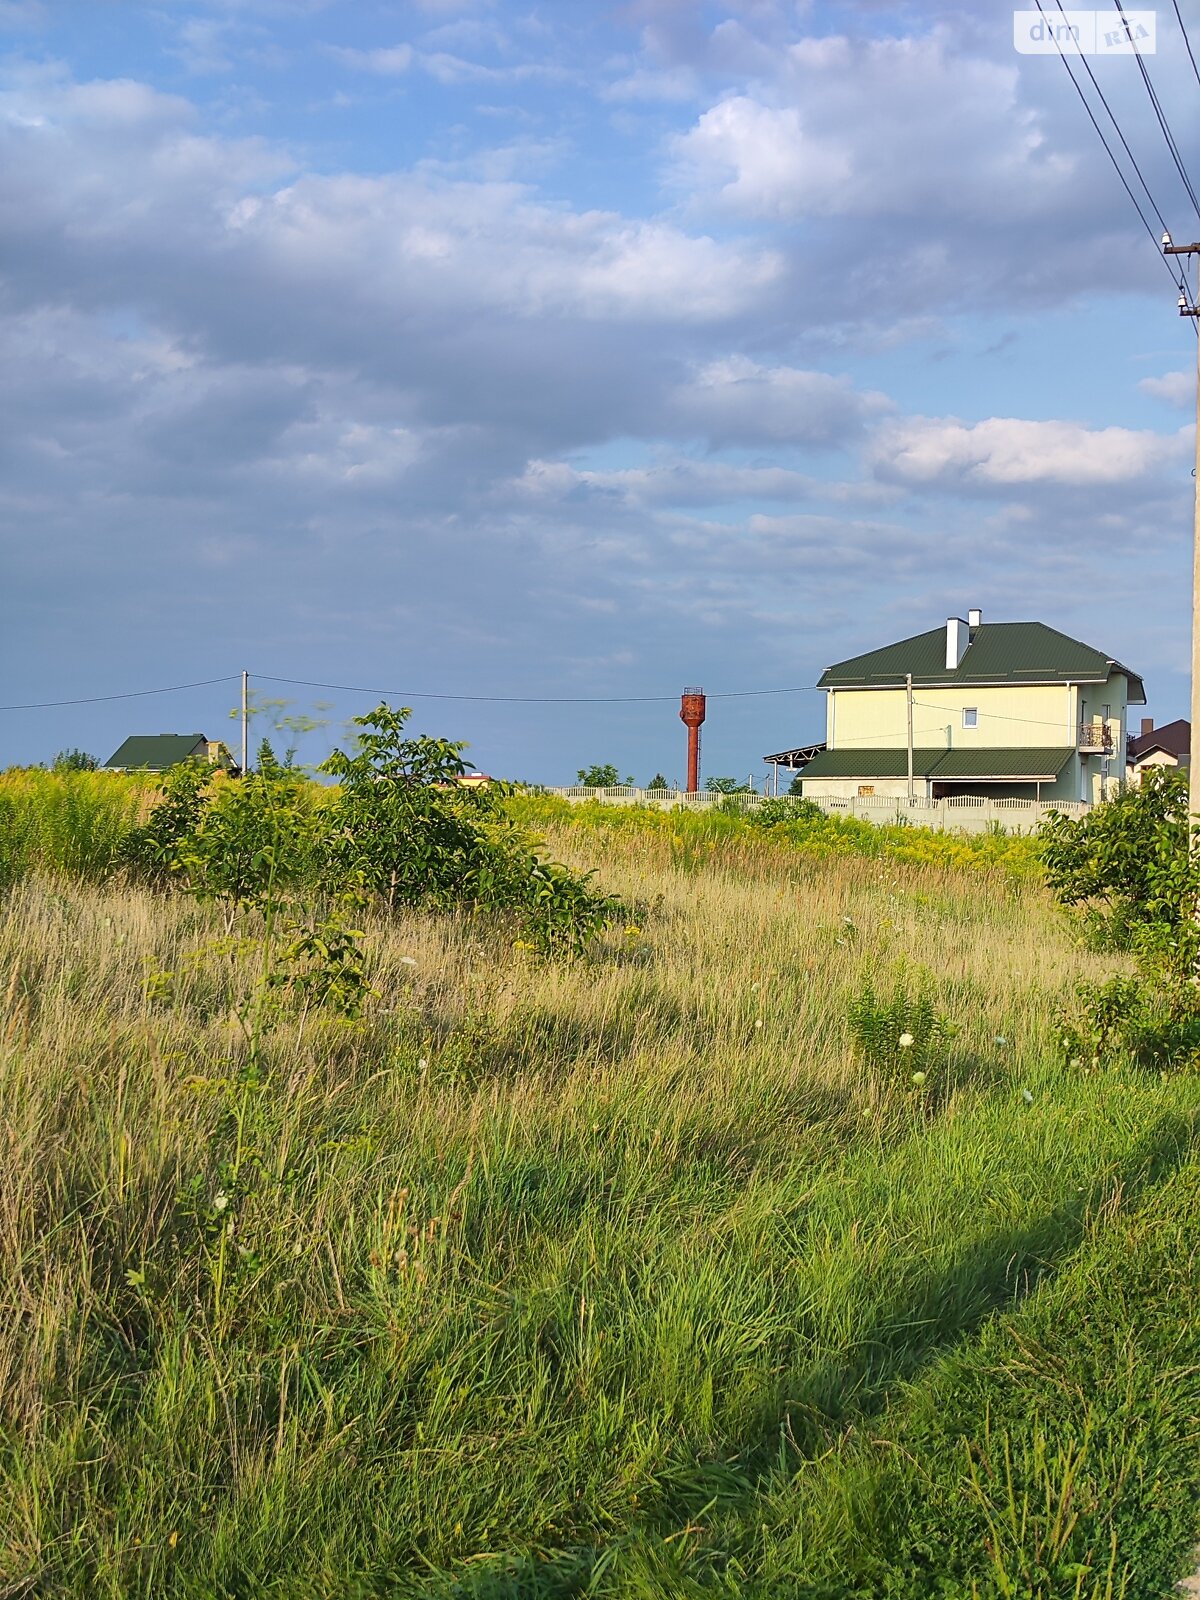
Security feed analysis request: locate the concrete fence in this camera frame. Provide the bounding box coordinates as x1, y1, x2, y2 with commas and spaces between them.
537, 786, 1090, 834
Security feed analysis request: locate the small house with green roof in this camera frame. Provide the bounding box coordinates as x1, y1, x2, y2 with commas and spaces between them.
104, 734, 238, 774
795, 609, 1144, 806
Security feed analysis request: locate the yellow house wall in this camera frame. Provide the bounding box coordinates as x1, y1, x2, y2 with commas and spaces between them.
821, 674, 1132, 804
828, 682, 1088, 748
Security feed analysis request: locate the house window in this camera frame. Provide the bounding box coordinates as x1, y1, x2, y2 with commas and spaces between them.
962, 707, 978, 728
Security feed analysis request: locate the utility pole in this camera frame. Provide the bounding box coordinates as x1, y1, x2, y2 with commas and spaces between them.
241, 669, 249, 777
1162, 235, 1200, 834
906, 672, 915, 806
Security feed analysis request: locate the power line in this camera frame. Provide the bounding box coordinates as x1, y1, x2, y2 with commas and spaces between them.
253, 673, 823, 704
1113, 0, 1200, 222
1034, 0, 1192, 297
0, 670, 825, 715
0, 675, 239, 713
1053, 0, 1175, 237
914, 697, 1120, 732
1174, 0, 1200, 92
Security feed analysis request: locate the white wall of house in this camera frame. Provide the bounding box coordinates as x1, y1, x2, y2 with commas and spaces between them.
1127, 748, 1187, 787
801, 770, 1081, 803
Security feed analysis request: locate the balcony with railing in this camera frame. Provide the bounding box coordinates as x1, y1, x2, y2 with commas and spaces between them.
1077, 723, 1115, 754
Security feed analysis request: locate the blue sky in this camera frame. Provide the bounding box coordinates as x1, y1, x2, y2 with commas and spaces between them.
1, 0, 1197, 783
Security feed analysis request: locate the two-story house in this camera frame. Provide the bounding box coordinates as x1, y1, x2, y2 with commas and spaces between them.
796, 610, 1144, 805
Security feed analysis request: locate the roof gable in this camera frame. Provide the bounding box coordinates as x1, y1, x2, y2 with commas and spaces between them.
1128, 718, 1190, 761
105, 734, 208, 770
820, 621, 1145, 701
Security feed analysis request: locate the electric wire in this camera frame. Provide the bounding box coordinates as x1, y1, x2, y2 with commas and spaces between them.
0, 676, 239, 713
914, 697, 1121, 731
1113, 0, 1200, 222
1052, 0, 1176, 238
1033, 1, 1191, 298
1034, 0, 1192, 304
252, 673, 824, 704
1174, 0, 1200, 92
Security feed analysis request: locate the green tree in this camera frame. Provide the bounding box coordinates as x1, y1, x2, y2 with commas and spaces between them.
646, 773, 671, 791
577, 764, 620, 787
705, 776, 752, 794
788, 774, 806, 796
52, 748, 98, 772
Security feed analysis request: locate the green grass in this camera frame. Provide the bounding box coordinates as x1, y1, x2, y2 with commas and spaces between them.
0, 788, 1197, 1597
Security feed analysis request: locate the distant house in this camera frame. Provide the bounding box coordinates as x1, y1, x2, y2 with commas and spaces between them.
1126, 717, 1189, 786
779, 609, 1144, 806
104, 734, 239, 775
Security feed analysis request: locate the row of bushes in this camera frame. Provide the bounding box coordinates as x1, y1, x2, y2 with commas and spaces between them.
0, 708, 623, 958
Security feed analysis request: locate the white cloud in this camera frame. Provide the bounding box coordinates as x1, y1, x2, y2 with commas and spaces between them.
326, 43, 414, 75
1139, 370, 1193, 408
872, 414, 1189, 488
510, 456, 892, 507
601, 64, 700, 103
670, 95, 851, 218
669, 33, 1071, 224
670, 355, 891, 445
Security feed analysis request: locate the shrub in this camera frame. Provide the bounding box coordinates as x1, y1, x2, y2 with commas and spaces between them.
1040, 767, 1199, 980
323, 705, 621, 953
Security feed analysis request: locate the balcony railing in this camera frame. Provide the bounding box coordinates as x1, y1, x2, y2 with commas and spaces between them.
1078, 723, 1115, 753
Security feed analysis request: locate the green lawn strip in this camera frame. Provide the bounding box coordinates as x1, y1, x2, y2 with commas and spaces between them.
687, 1150, 1200, 1599
9, 994, 1200, 1595
264, 1073, 1200, 1600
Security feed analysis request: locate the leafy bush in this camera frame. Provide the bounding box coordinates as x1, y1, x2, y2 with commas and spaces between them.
323, 705, 621, 953
1040, 769, 1200, 1071
1059, 972, 1200, 1074
1040, 767, 1199, 979
746, 795, 824, 828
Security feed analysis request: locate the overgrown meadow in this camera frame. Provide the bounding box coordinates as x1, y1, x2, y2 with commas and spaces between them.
2, 747, 1200, 1599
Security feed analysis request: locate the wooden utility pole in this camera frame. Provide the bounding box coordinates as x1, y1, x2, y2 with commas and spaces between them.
241, 669, 249, 777
906, 672, 915, 805
1163, 237, 1200, 831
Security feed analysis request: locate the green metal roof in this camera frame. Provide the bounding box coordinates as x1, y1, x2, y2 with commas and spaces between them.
819, 622, 1145, 702
105, 734, 208, 771
799, 746, 1075, 782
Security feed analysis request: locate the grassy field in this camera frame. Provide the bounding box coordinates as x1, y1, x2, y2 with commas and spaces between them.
2, 788, 1199, 1597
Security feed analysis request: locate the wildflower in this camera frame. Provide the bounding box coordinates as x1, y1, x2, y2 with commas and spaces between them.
418, 1057, 429, 1073
842, 915, 855, 926
213, 1191, 229, 1212
911, 1071, 926, 1086
754, 1019, 764, 1030
399, 956, 418, 968
751, 982, 760, 992
994, 1035, 1008, 1048
1021, 1088, 1034, 1105
898, 1032, 915, 1049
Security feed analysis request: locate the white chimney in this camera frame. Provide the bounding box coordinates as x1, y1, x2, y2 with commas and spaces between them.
968, 608, 982, 629
945, 616, 968, 669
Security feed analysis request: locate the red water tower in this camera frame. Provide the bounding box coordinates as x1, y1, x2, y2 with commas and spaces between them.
680, 687, 706, 794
